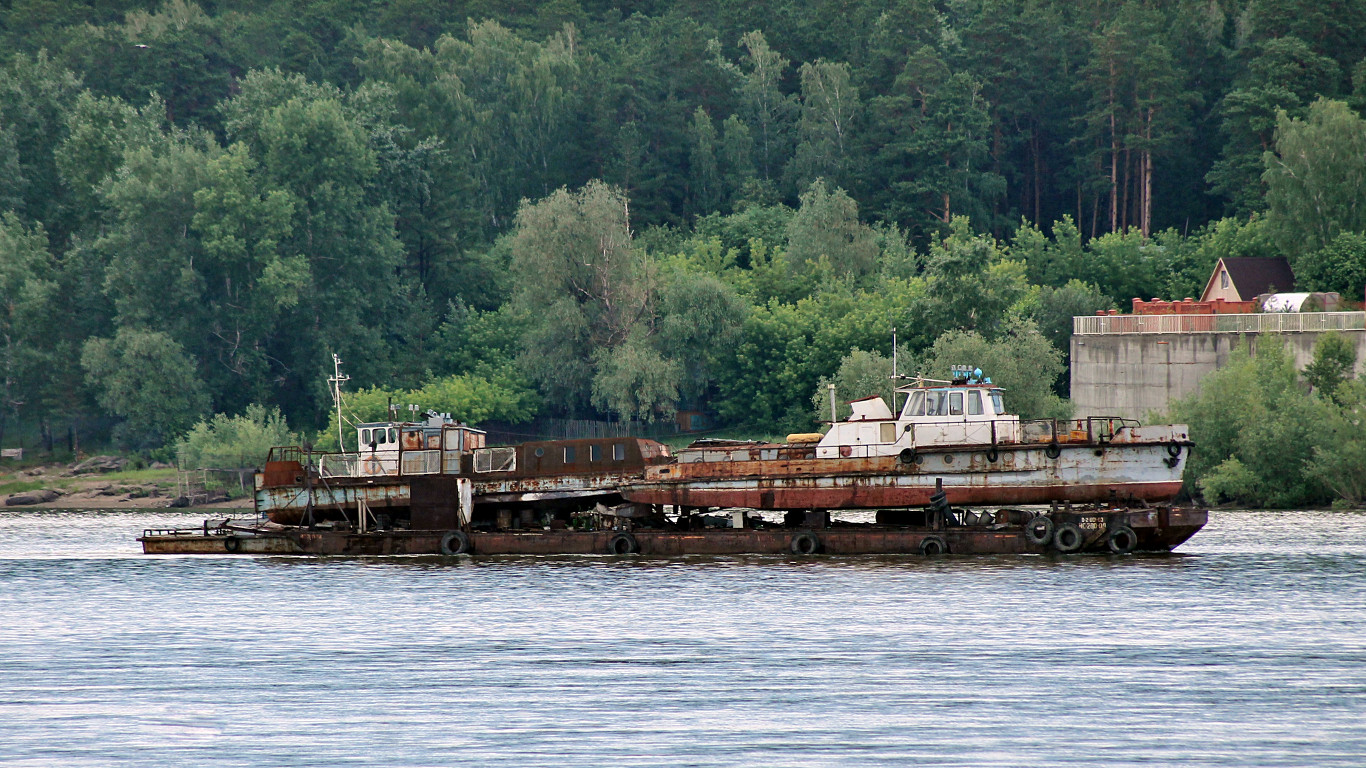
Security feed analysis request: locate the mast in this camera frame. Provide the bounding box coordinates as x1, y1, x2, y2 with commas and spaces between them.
328, 354, 350, 453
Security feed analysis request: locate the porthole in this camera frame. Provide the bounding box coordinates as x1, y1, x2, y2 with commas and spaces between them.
943, 454, 954, 465
534, 447, 545, 457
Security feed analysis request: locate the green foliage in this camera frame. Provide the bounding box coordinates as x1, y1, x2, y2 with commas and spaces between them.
177, 404, 299, 469
4, 0, 1366, 455
810, 347, 909, 423
919, 322, 1070, 420
1264, 99, 1366, 258
0, 213, 59, 444
81, 327, 210, 450
1024, 280, 1115, 357
907, 218, 1028, 346
1305, 380, 1366, 505
590, 339, 682, 423
784, 180, 879, 282
1170, 340, 1332, 507
314, 369, 540, 452
1295, 232, 1366, 297
508, 180, 657, 416
1302, 331, 1357, 402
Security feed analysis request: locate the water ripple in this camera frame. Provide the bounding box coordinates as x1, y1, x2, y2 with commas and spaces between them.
0, 509, 1363, 766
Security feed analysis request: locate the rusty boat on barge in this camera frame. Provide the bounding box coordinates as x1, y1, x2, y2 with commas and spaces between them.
140, 369, 1205, 558
622, 371, 1192, 510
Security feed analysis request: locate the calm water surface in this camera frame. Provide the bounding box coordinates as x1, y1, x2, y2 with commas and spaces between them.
1, 509, 1363, 767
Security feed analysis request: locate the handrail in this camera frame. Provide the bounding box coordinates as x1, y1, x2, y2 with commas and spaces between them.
1074, 311, 1366, 335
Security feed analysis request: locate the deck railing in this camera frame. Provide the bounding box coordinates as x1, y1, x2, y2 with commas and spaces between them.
1073, 311, 1366, 335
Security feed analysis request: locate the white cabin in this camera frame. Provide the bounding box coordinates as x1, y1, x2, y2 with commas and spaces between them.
341, 412, 486, 478
816, 383, 1021, 459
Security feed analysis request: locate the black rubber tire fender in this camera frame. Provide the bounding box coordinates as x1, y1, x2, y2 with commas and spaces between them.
985, 445, 999, 463
1107, 525, 1138, 555
1166, 440, 1182, 458
439, 530, 471, 556
1045, 441, 1062, 459
919, 535, 948, 556
223, 537, 240, 553
607, 532, 640, 555
899, 447, 916, 465
790, 532, 821, 555
1025, 515, 1054, 546
1053, 522, 1085, 553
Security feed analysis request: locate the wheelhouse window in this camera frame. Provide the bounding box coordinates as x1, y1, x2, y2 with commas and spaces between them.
968, 391, 983, 415
991, 391, 1005, 414
590, 444, 602, 462
612, 443, 626, 461
925, 390, 949, 416
904, 391, 926, 416
361, 428, 371, 445
563, 446, 576, 464
949, 392, 964, 415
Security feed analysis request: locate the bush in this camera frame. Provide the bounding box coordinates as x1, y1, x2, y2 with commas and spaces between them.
177, 404, 298, 469
1170, 339, 1333, 507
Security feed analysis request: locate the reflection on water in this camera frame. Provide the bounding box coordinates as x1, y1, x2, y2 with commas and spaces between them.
0, 509, 1363, 767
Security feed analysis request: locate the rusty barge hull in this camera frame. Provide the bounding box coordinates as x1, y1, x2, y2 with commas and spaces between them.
624, 442, 1185, 510
140, 507, 1207, 556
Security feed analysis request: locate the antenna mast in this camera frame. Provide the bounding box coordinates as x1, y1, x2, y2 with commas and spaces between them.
328, 354, 350, 453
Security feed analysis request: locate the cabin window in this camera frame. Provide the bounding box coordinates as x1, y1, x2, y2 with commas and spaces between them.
949, 392, 964, 415
968, 391, 983, 415
905, 391, 925, 416
474, 447, 516, 472
376, 429, 387, 446
563, 446, 576, 463
926, 390, 949, 416
880, 422, 896, 443
361, 428, 371, 445
612, 443, 626, 461
387, 428, 397, 443
590, 444, 602, 462
991, 392, 1005, 414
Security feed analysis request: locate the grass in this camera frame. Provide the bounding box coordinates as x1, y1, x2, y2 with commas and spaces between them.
98, 467, 178, 485
0, 479, 66, 495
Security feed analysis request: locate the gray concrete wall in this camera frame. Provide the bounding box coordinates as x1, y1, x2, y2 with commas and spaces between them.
1070, 329, 1366, 419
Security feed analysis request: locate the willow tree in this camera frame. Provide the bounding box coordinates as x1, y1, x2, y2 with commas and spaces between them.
509, 180, 667, 419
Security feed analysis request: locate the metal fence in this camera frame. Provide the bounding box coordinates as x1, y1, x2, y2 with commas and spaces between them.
1073, 311, 1366, 335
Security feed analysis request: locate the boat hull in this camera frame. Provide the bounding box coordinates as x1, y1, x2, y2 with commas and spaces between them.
140, 507, 1206, 556
623, 442, 1186, 510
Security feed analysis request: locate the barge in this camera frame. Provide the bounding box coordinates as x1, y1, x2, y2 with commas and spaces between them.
139, 368, 1205, 557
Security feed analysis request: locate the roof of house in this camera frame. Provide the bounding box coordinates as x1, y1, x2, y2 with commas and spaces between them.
1207, 257, 1296, 301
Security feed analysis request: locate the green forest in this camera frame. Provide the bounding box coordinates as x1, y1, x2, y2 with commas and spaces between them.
3, 0, 1366, 504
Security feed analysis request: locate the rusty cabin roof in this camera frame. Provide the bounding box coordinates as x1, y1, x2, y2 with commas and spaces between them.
1205, 257, 1296, 301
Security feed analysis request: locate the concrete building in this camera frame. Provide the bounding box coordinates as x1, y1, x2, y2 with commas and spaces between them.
1070, 311, 1366, 419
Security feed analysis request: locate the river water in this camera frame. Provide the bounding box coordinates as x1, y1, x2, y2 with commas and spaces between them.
0, 508, 1363, 767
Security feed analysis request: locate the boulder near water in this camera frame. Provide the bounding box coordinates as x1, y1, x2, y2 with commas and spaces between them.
68, 456, 129, 475
4, 489, 59, 506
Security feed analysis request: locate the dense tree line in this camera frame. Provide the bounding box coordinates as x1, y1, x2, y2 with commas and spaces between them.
2, 0, 1366, 478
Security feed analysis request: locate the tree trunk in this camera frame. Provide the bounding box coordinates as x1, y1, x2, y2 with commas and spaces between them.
1121, 146, 1131, 232
1142, 107, 1154, 238
1108, 59, 1118, 235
